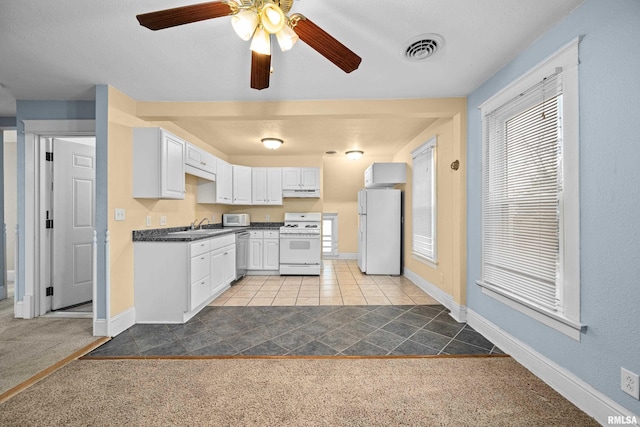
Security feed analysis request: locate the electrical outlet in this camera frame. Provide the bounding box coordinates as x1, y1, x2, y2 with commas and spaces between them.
265, 214, 270, 221
146, 216, 152, 227
211, 214, 216, 222
160, 216, 167, 226
621, 368, 640, 399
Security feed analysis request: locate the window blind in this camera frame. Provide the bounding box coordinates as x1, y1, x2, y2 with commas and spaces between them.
482, 72, 564, 313
412, 139, 436, 261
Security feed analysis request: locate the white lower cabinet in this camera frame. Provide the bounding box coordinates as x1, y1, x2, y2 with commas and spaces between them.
134, 234, 236, 323
247, 230, 279, 273
211, 243, 236, 295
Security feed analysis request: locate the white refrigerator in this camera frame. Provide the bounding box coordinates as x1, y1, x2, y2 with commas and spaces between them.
357, 188, 402, 275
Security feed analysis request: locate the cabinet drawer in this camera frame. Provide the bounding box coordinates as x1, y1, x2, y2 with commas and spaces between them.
190, 276, 210, 310
249, 230, 264, 238
190, 240, 210, 257
264, 230, 279, 239
190, 253, 210, 283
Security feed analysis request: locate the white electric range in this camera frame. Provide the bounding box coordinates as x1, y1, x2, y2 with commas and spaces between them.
279, 212, 322, 275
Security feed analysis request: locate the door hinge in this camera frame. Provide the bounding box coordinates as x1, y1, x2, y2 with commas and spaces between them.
46, 286, 54, 296
46, 219, 53, 229
45, 152, 53, 162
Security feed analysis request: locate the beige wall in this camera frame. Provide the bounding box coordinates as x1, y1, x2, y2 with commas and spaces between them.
107, 88, 228, 317
322, 154, 392, 253
392, 108, 467, 305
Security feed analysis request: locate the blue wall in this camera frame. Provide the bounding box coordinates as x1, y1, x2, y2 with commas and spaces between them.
467, 0, 640, 414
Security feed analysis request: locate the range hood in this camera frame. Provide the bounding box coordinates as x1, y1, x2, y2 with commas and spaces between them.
282, 188, 320, 198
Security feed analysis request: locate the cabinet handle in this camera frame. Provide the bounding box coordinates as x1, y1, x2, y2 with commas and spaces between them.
201, 256, 205, 260
224, 252, 228, 255
201, 281, 205, 285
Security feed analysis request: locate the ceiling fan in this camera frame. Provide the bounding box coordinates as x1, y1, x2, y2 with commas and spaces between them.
136, 0, 362, 90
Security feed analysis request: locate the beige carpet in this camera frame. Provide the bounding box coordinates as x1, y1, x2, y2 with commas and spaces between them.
0, 295, 99, 395
1, 357, 597, 426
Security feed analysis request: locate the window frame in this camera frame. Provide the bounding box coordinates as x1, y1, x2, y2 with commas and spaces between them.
411, 136, 437, 267
477, 37, 583, 340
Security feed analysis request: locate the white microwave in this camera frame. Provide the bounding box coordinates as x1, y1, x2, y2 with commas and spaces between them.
223, 213, 250, 227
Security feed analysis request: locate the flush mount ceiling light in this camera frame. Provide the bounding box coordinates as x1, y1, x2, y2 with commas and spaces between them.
262, 137, 283, 150
136, 0, 362, 90
345, 150, 364, 160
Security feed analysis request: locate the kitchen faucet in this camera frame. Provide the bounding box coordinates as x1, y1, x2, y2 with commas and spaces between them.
192, 218, 210, 230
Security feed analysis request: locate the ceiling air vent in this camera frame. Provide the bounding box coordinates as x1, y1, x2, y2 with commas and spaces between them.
403, 33, 444, 61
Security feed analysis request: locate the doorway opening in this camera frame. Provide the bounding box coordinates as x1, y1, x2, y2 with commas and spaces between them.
322, 213, 338, 258
43, 137, 96, 316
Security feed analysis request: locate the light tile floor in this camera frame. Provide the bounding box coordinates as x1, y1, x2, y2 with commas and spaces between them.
212, 259, 439, 307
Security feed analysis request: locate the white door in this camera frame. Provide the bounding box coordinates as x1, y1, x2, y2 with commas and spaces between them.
52, 138, 95, 310
263, 239, 279, 270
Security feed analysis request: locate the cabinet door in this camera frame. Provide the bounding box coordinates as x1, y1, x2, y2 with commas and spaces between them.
299, 167, 320, 190
266, 168, 283, 205
248, 239, 263, 270
185, 143, 202, 168
233, 165, 252, 205
281, 168, 301, 190
162, 133, 186, 199
211, 248, 226, 294
263, 238, 280, 270
216, 158, 233, 204
200, 150, 217, 175
251, 168, 268, 204
224, 246, 237, 284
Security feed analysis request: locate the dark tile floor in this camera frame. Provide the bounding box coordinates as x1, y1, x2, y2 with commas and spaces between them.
86, 305, 505, 357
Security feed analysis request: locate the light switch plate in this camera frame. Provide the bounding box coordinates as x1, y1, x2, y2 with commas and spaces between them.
160, 216, 167, 226
146, 216, 152, 227
114, 208, 125, 221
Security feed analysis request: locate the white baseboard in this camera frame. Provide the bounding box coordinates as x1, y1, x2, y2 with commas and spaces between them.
466, 309, 639, 426
108, 306, 136, 337
328, 253, 356, 260
93, 319, 108, 337
403, 267, 467, 322
21, 295, 34, 319
14, 300, 23, 318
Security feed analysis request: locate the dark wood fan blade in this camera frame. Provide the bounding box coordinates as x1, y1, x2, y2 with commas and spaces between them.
137, 1, 233, 31
292, 16, 361, 73
251, 51, 271, 90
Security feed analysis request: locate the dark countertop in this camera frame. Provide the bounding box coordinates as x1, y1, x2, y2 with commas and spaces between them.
133, 222, 283, 242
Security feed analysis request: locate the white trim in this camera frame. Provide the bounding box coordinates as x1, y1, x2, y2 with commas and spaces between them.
404, 266, 467, 322
479, 37, 582, 333
7, 270, 14, 281
93, 319, 108, 337
21, 294, 34, 318
412, 252, 438, 269
14, 300, 23, 318
331, 252, 357, 260
467, 309, 639, 427
479, 37, 580, 112
479, 284, 584, 341
108, 307, 136, 337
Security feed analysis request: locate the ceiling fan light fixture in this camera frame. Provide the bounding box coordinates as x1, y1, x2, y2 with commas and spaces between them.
345, 150, 364, 160
275, 23, 299, 52
250, 26, 271, 55
231, 9, 259, 41
261, 2, 285, 34
262, 137, 283, 150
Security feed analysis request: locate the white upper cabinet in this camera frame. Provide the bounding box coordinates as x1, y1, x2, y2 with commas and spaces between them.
252, 167, 282, 205
281, 167, 320, 197
185, 142, 217, 180
232, 165, 252, 205
133, 127, 185, 199
364, 162, 407, 188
